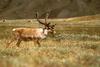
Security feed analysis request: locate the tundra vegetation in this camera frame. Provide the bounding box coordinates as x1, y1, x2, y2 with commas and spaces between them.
0, 15, 100, 67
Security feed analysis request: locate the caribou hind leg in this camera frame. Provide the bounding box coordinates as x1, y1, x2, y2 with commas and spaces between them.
6, 37, 16, 48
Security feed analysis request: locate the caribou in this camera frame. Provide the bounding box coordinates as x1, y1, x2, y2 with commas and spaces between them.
6, 12, 56, 47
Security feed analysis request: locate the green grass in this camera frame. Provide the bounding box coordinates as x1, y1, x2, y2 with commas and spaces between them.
0, 18, 100, 67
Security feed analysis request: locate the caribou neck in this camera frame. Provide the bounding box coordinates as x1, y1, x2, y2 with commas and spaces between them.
42, 28, 48, 36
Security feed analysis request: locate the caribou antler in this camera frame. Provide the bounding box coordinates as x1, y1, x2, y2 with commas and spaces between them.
36, 12, 56, 32
36, 12, 51, 29
36, 12, 46, 25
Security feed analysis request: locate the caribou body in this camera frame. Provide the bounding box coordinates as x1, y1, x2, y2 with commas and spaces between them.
7, 12, 56, 47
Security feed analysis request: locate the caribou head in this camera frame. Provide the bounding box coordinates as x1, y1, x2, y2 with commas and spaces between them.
36, 12, 56, 36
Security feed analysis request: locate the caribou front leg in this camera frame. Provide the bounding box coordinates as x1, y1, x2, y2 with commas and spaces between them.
36, 38, 41, 47
16, 39, 22, 47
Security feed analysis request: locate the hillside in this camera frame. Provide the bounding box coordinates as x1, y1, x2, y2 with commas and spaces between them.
0, 0, 100, 19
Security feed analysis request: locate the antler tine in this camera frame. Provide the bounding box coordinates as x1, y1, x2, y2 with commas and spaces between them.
36, 12, 46, 25
45, 12, 52, 28
45, 12, 49, 24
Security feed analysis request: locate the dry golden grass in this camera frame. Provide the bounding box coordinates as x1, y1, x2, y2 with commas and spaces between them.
0, 39, 100, 67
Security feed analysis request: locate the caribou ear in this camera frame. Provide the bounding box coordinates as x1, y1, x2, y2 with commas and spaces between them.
54, 24, 56, 26
52, 24, 56, 27
50, 24, 56, 29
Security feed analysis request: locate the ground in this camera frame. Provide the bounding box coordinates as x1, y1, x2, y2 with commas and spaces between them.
0, 15, 100, 67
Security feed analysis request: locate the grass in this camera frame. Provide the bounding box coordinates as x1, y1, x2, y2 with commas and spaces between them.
0, 17, 100, 67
